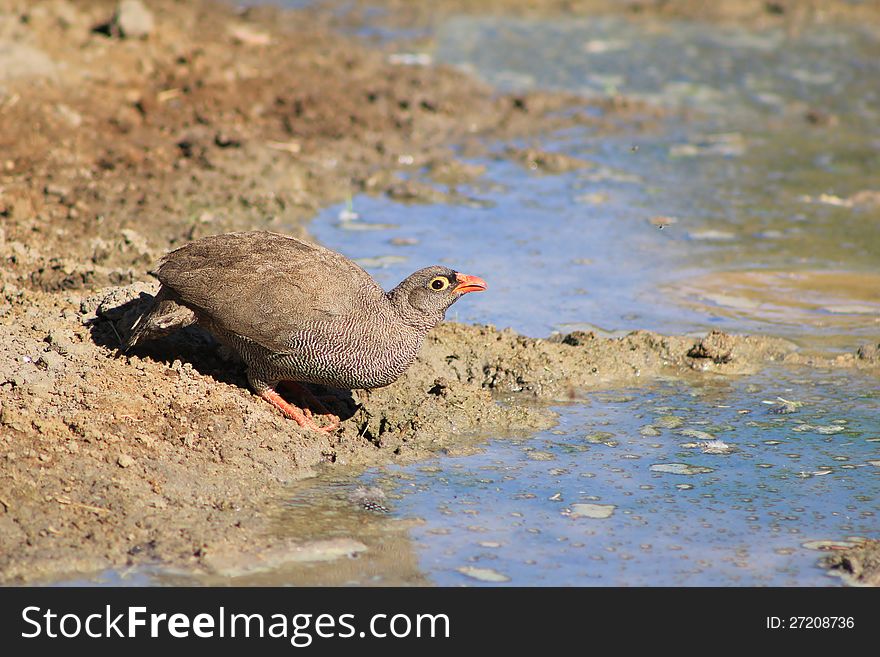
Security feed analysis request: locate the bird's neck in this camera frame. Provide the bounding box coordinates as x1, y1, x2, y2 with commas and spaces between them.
385, 289, 445, 331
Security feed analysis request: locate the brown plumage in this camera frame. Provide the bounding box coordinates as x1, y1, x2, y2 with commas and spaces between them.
125, 231, 487, 432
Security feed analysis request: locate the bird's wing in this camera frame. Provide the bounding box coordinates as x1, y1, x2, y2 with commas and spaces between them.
156, 232, 384, 353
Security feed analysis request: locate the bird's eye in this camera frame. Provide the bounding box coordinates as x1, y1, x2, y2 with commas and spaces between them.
429, 276, 450, 291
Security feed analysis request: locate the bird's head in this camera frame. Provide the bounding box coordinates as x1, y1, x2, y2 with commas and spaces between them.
388, 265, 487, 329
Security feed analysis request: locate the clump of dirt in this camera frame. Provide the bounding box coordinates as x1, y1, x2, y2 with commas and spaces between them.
857, 342, 880, 363
422, 324, 797, 398
504, 147, 594, 174
822, 540, 880, 587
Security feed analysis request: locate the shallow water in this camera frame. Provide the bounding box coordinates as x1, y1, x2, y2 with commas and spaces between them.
269, 367, 878, 586
281, 14, 880, 587
390, 369, 878, 586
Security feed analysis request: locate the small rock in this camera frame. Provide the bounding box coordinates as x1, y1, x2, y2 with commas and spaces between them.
561, 330, 597, 347
117, 454, 135, 468
119, 228, 151, 256
0, 44, 57, 80
700, 440, 732, 455
766, 397, 803, 414
820, 539, 880, 587
505, 146, 593, 173
228, 24, 271, 46
679, 429, 715, 441
115, 0, 154, 39
802, 539, 859, 551
569, 503, 615, 519
54, 104, 82, 128
457, 566, 510, 583
650, 463, 714, 475
36, 350, 65, 371
655, 415, 685, 429
688, 330, 735, 364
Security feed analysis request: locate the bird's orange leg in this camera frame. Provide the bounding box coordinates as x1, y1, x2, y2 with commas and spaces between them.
260, 386, 339, 434
281, 382, 341, 429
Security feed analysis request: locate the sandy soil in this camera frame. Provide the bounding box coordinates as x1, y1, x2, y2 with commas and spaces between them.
1, 0, 878, 584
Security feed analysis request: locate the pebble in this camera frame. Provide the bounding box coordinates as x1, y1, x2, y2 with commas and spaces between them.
387, 53, 433, 67
115, 0, 155, 39
0, 44, 56, 80
116, 454, 135, 468
457, 566, 510, 583
687, 229, 737, 241
802, 539, 858, 551
54, 104, 82, 128
679, 428, 716, 441
568, 503, 615, 519
701, 440, 732, 454
36, 350, 65, 371
792, 424, 845, 435
650, 463, 714, 475
655, 415, 684, 429
228, 24, 271, 46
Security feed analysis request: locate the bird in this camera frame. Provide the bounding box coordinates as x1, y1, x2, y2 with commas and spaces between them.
124, 230, 487, 433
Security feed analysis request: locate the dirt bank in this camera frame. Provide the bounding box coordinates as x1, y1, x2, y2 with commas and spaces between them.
1, 0, 878, 584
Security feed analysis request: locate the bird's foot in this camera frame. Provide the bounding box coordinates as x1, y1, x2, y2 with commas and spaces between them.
281, 382, 341, 425
261, 386, 339, 433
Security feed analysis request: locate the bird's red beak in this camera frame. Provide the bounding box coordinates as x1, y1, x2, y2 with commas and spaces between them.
453, 272, 487, 294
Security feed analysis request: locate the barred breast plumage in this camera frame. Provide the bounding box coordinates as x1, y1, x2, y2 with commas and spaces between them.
125, 231, 487, 432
